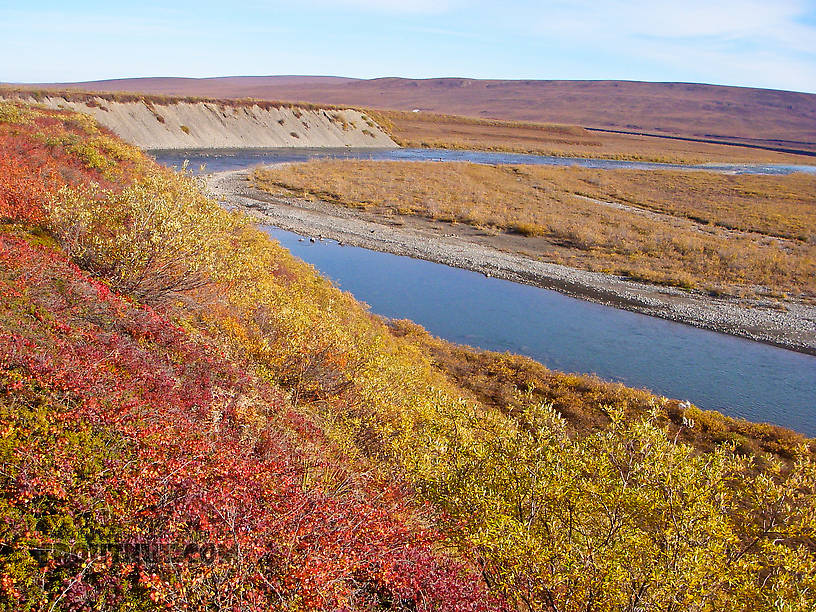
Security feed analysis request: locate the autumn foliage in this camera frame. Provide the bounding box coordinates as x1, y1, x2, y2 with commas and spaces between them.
0, 101, 496, 610
1, 100, 814, 611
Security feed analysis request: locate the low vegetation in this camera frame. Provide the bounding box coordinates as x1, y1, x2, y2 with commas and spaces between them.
387, 319, 811, 461
0, 86, 346, 113
2, 100, 815, 610
254, 160, 816, 297
0, 100, 492, 610
370, 110, 814, 165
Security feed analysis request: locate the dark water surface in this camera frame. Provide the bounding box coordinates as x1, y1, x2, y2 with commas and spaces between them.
265, 227, 816, 436
152, 147, 816, 175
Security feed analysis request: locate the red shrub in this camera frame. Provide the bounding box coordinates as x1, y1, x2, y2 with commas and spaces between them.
0, 106, 143, 225
0, 104, 501, 610
0, 142, 52, 223
0, 233, 499, 610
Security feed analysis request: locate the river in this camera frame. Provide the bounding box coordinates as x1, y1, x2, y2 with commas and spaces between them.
267, 228, 816, 436
151, 147, 816, 175
153, 148, 816, 435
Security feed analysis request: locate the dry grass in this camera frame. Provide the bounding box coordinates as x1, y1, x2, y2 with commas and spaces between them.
559, 168, 816, 242
0, 86, 353, 113
7, 86, 810, 164
371, 110, 814, 165
254, 160, 816, 296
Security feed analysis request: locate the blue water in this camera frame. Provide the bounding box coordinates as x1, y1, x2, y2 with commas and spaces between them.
266, 228, 816, 436
151, 147, 816, 175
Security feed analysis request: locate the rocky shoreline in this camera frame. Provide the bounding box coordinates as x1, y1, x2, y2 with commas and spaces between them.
207, 168, 816, 356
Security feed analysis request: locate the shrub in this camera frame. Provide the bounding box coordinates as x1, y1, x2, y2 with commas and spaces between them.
512, 221, 546, 236
416, 401, 816, 610
46, 170, 239, 302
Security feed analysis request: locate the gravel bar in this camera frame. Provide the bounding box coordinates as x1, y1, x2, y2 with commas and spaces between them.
207, 168, 816, 356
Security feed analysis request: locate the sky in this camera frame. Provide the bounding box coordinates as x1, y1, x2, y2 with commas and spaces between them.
1, 0, 815, 93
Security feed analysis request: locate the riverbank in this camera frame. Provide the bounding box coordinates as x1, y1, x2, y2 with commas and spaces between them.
0, 90, 396, 149
253, 160, 816, 296
207, 168, 816, 355
371, 109, 816, 165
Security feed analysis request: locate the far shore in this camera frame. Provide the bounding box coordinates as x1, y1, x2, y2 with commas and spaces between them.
206, 168, 816, 356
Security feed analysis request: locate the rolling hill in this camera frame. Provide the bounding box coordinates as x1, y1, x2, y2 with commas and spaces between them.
18, 76, 816, 153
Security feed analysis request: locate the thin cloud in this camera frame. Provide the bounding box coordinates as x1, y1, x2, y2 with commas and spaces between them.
398, 25, 489, 40
300, 0, 465, 14
526, 0, 816, 51
513, 0, 816, 91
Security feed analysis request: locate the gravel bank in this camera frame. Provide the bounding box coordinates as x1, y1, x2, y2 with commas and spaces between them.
207, 168, 816, 356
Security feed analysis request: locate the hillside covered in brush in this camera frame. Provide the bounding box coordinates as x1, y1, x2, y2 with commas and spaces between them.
1, 100, 815, 611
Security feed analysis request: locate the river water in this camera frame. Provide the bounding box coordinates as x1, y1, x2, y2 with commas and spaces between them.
151, 147, 816, 175
152, 148, 816, 435
267, 228, 816, 436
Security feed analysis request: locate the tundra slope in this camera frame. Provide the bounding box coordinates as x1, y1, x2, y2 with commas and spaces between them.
207, 167, 816, 355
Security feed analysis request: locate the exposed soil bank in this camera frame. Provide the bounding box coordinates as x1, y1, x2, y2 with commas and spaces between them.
2, 94, 396, 149
208, 168, 816, 356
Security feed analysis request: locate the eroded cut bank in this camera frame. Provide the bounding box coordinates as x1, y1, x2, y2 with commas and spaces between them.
0, 91, 396, 149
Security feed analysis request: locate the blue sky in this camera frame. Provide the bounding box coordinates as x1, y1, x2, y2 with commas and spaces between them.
2, 0, 815, 93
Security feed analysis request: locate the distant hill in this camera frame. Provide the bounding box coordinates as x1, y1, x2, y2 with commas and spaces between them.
16, 76, 816, 152
29, 75, 357, 97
